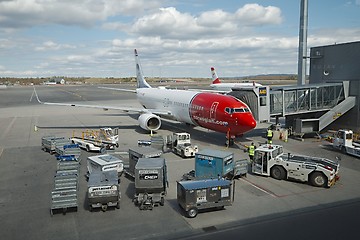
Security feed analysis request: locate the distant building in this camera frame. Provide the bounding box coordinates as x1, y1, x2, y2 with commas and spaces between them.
44, 77, 65, 85
310, 41, 360, 130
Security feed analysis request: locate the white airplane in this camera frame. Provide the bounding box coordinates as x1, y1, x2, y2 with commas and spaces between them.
33, 49, 257, 145
210, 67, 262, 91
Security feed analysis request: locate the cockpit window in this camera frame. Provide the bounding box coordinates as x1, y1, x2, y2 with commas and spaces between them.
226, 107, 250, 114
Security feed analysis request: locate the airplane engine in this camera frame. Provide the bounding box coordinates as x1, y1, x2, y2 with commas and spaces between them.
138, 113, 161, 131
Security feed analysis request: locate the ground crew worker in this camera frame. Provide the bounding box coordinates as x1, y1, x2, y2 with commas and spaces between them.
248, 142, 255, 161
267, 128, 273, 144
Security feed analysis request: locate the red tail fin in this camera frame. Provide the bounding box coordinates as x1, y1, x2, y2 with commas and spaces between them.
211, 67, 221, 84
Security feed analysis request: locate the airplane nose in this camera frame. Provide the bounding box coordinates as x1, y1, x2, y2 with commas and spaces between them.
239, 114, 257, 132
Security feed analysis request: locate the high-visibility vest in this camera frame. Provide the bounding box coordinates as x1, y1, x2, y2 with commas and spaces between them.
249, 145, 255, 156
267, 129, 273, 137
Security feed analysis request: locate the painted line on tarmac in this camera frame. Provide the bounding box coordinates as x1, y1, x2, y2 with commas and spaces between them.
239, 177, 278, 198
1, 116, 17, 140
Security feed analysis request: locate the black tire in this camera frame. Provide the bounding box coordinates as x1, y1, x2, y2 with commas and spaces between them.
160, 197, 165, 206
86, 145, 90, 152
187, 208, 198, 218
116, 143, 119, 148
116, 201, 120, 209
101, 205, 108, 212
181, 150, 185, 158
310, 172, 327, 187
89, 205, 93, 212
270, 166, 286, 180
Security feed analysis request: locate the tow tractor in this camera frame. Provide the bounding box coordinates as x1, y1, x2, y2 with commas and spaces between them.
71, 128, 119, 152
252, 144, 340, 188
333, 129, 360, 158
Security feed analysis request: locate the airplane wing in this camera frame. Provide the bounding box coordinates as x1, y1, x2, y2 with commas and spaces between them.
98, 86, 136, 93
31, 86, 177, 118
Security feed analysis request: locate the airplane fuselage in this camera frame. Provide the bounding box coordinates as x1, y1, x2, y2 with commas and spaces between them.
137, 88, 256, 136
210, 83, 262, 91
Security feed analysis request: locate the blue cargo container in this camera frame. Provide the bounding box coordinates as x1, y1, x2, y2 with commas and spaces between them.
195, 149, 234, 179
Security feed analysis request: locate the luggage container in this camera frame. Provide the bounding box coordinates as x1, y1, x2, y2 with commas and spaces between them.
125, 147, 162, 178
134, 158, 167, 210
87, 154, 124, 177
177, 179, 233, 218
195, 149, 234, 179
87, 170, 121, 212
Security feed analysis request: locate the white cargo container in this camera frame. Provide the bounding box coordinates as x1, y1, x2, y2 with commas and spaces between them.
87, 154, 124, 177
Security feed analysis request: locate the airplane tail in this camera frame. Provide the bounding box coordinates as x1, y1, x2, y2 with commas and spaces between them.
135, 49, 151, 88
211, 67, 221, 84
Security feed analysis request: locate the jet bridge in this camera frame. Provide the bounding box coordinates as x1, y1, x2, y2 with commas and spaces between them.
228, 81, 356, 136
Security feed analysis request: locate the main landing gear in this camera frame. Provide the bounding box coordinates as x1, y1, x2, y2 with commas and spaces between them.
225, 138, 235, 147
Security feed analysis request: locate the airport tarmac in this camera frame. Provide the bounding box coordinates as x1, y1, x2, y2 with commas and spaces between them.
1, 85, 360, 240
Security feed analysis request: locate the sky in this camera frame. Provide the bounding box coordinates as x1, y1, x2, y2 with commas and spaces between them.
0, 0, 359, 78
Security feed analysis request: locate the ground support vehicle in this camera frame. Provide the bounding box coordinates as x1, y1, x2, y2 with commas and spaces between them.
87, 170, 121, 212
125, 147, 162, 178
333, 129, 360, 158
87, 154, 124, 178
41, 136, 66, 154
140, 133, 198, 158
168, 133, 198, 158
71, 127, 119, 152
177, 179, 233, 218
252, 144, 340, 188
134, 158, 168, 210
51, 160, 79, 216
182, 149, 246, 180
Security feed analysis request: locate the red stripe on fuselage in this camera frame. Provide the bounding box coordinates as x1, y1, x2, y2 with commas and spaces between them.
189, 93, 256, 136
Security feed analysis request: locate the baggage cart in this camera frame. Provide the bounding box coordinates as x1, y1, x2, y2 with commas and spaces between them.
125, 147, 162, 178
41, 136, 65, 154
50, 188, 78, 216
87, 170, 121, 212
134, 158, 167, 210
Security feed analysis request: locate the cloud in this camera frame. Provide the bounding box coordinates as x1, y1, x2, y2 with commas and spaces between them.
130, 4, 282, 39
35, 41, 76, 51
0, 0, 163, 30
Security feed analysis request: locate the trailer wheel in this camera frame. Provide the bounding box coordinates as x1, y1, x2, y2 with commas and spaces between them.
101, 205, 108, 212
310, 172, 327, 187
270, 166, 286, 180
160, 197, 165, 206
187, 208, 198, 218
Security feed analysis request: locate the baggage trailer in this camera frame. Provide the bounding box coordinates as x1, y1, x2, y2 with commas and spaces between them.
177, 179, 233, 218
134, 158, 168, 210
50, 188, 78, 216
125, 146, 162, 178
87, 170, 121, 212
252, 144, 340, 188
41, 136, 66, 154
87, 154, 124, 178
55, 143, 81, 160
182, 149, 247, 180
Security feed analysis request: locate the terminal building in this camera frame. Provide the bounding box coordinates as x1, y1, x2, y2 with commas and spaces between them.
309, 41, 360, 131
231, 41, 360, 135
